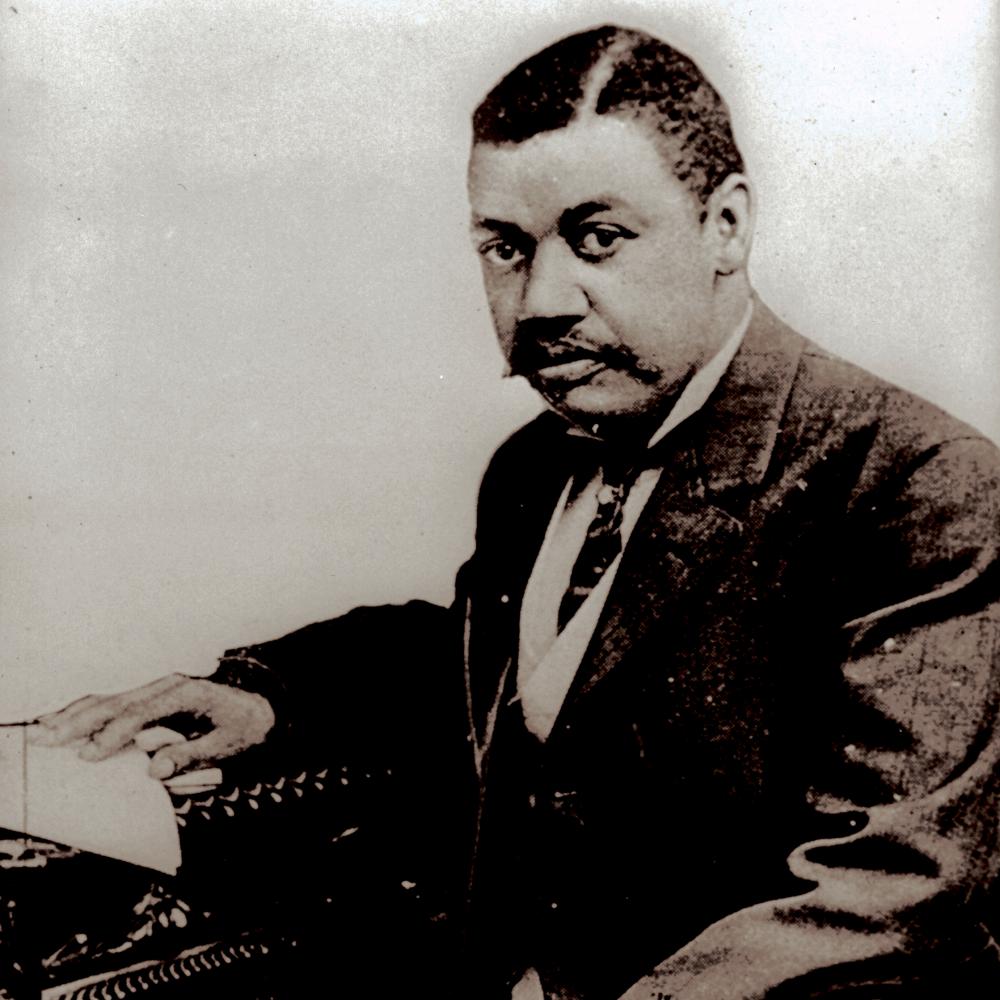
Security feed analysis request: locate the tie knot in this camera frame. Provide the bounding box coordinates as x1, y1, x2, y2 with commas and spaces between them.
600, 456, 635, 489
560, 426, 658, 492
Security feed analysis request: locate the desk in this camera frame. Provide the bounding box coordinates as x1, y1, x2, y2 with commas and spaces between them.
1, 766, 340, 1000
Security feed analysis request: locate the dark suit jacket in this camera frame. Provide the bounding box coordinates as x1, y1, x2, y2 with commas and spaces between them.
222, 302, 1000, 999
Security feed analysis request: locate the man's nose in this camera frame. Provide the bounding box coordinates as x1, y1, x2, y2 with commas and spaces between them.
519, 239, 587, 321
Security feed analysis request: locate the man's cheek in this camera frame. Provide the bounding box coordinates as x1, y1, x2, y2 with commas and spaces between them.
484, 288, 520, 353
492, 318, 517, 361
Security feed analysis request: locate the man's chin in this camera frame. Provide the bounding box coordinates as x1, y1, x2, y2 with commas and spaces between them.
538, 382, 668, 438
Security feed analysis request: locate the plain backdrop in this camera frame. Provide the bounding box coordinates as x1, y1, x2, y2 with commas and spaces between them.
2, 0, 997, 720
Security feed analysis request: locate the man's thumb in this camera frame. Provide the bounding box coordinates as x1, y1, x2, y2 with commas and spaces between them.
149, 733, 224, 780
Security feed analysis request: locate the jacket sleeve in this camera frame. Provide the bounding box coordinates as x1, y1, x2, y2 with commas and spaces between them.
621, 435, 1000, 999
209, 599, 458, 763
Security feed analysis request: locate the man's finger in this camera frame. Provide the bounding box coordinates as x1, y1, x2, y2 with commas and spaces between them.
36, 692, 102, 723
77, 705, 169, 761
29, 694, 104, 744
133, 726, 188, 754
149, 730, 238, 780
33, 675, 188, 747
78, 677, 210, 761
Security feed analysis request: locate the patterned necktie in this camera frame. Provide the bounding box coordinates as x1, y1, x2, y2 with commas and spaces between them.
557, 457, 637, 632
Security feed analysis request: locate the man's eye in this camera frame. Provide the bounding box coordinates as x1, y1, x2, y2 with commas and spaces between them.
479, 239, 526, 267
575, 224, 636, 260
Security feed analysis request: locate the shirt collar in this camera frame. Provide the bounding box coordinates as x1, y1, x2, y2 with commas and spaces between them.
646, 299, 753, 449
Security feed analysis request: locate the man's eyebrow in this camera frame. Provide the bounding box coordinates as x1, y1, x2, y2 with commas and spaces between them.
558, 201, 613, 232
471, 218, 528, 240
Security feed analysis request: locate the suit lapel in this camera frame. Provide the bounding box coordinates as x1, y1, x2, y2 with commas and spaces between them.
575, 469, 746, 700
698, 301, 808, 493
564, 301, 807, 708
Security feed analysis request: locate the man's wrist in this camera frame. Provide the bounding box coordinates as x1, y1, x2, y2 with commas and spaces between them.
208, 648, 289, 738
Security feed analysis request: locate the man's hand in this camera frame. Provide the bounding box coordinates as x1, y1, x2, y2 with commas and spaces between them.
29, 674, 276, 779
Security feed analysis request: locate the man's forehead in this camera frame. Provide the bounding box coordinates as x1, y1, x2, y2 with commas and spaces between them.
467, 116, 693, 228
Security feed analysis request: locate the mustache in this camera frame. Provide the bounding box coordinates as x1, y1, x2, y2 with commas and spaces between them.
506, 317, 648, 380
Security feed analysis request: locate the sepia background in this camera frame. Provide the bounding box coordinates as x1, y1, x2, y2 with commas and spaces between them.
2, 0, 997, 719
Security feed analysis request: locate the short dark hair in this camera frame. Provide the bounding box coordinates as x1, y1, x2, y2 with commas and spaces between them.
472, 25, 745, 204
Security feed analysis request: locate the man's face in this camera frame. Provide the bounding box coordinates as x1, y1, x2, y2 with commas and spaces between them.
468, 115, 726, 434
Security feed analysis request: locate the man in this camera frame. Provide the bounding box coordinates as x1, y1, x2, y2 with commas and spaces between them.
34, 24, 1000, 1000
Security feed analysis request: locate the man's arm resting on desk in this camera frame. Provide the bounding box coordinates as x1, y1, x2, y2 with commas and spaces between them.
622, 435, 1000, 999
32, 599, 456, 779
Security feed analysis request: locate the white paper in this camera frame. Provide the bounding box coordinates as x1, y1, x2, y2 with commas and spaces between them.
0, 726, 182, 875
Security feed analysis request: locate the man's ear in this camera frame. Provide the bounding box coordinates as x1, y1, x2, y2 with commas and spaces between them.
702, 173, 754, 276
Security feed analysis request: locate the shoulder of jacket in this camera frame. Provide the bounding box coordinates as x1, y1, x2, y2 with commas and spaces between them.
786, 332, 996, 463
